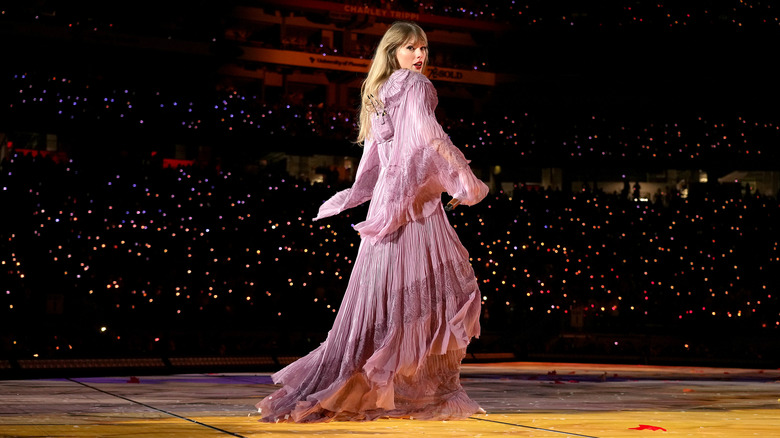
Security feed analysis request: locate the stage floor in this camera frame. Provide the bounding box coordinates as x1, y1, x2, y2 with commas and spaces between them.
0, 362, 778, 437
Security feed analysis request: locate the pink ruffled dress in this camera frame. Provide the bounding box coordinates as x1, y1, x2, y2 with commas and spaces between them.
256, 69, 489, 423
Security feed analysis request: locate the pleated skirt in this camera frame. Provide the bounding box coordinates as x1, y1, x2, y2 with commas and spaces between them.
256, 205, 482, 422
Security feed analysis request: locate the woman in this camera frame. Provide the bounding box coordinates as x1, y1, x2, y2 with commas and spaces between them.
257, 21, 488, 423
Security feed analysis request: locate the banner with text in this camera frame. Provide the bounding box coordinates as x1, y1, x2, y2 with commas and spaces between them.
239, 47, 495, 86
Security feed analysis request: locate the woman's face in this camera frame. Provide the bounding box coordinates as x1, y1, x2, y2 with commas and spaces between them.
396, 39, 427, 72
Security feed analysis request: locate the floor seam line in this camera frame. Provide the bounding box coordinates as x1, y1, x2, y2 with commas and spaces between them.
469, 415, 600, 438
66, 378, 247, 438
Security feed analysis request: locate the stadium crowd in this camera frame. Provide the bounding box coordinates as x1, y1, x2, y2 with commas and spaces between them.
2, 150, 778, 363
6, 72, 780, 164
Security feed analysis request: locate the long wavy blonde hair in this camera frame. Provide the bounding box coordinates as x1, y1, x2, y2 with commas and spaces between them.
357, 21, 429, 144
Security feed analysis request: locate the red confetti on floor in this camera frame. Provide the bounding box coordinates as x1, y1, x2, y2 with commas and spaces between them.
629, 424, 668, 431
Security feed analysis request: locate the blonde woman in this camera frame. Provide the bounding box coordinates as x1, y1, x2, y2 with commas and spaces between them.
257, 21, 488, 423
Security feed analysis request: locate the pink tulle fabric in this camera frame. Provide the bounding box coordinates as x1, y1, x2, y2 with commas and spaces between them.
256, 69, 488, 423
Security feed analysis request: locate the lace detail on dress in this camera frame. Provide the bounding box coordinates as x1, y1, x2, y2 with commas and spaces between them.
348, 163, 380, 200
349, 257, 478, 326
431, 138, 469, 174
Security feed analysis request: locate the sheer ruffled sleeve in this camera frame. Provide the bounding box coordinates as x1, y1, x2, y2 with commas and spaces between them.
313, 137, 380, 221
353, 72, 488, 243
395, 75, 487, 205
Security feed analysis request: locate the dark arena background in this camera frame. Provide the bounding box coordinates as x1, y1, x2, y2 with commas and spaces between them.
2, 0, 780, 380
